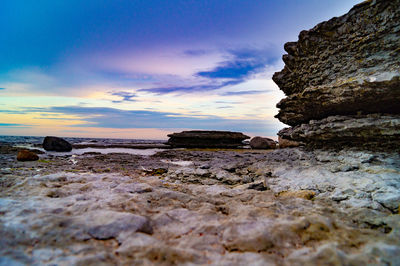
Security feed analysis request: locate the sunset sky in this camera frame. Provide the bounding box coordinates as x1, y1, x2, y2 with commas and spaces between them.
0, 0, 360, 139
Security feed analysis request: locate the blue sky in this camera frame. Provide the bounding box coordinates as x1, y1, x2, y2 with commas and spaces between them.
0, 0, 360, 139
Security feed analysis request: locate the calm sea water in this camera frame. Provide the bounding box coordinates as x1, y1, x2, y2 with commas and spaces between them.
0, 135, 166, 145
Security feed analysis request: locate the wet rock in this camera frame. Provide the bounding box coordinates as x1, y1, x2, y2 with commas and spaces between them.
167, 130, 250, 148
17, 150, 39, 161
250, 136, 276, 149
43, 136, 72, 152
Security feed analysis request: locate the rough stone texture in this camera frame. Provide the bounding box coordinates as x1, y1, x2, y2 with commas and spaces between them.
278, 114, 400, 149
278, 136, 301, 148
274, 0, 400, 147
43, 136, 73, 152
17, 150, 39, 161
250, 136, 276, 149
167, 130, 249, 148
1, 145, 399, 265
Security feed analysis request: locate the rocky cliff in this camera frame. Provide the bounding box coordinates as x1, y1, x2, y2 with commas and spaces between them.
274, 0, 400, 148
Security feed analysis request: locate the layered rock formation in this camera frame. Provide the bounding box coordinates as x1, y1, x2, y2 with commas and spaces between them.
167, 130, 249, 148
274, 0, 400, 148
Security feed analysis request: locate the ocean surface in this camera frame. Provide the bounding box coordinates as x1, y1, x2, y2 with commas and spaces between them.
0, 135, 166, 145
0, 135, 167, 156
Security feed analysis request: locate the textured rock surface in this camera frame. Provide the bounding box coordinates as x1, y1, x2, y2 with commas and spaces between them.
43, 136, 73, 152
167, 130, 249, 148
250, 136, 276, 149
1, 145, 399, 265
274, 0, 400, 147
278, 114, 400, 149
17, 149, 39, 161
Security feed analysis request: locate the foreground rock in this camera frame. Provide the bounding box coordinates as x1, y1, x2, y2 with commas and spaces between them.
250, 136, 276, 149
167, 130, 249, 148
43, 136, 72, 152
0, 146, 399, 265
16, 150, 39, 161
273, 0, 400, 148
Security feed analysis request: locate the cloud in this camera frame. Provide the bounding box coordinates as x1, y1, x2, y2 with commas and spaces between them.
196, 48, 278, 80
143, 48, 279, 95
110, 91, 137, 103
221, 90, 271, 96
183, 49, 208, 56
23, 105, 280, 135
141, 80, 242, 94
0, 123, 30, 127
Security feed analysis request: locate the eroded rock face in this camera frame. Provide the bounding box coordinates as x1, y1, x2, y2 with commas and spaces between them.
274, 0, 400, 147
278, 114, 400, 149
167, 130, 250, 148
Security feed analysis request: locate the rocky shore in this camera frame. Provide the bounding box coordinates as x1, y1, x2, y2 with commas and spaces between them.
1, 0, 400, 265
1, 145, 399, 265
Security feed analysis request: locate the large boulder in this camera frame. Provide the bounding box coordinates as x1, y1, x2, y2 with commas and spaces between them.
167, 130, 250, 148
43, 136, 72, 152
273, 0, 400, 148
250, 137, 276, 149
17, 150, 39, 161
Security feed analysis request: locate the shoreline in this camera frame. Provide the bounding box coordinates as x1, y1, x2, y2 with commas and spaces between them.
1, 142, 399, 265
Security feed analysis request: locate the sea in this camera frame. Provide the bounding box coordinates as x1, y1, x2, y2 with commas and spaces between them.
0, 135, 168, 156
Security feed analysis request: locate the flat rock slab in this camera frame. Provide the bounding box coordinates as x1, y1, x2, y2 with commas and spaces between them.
167, 130, 250, 148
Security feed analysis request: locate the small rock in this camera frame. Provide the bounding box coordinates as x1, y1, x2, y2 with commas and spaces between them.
248, 182, 268, 191
222, 221, 274, 252
250, 136, 276, 149
43, 136, 72, 152
17, 150, 39, 161
87, 213, 153, 240
278, 190, 316, 200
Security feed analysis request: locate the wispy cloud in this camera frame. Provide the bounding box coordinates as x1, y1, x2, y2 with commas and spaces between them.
143, 48, 279, 95
141, 79, 241, 94
221, 90, 270, 96
22, 105, 279, 134
196, 48, 278, 80
110, 91, 137, 103
0, 123, 30, 127
183, 49, 208, 56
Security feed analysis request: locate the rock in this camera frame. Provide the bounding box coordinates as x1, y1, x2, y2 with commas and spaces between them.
249, 136, 276, 149
17, 150, 39, 161
166, 130, 249, 148
273, 0, 400, 148
278, 115, 400, 149
278, 190, 316, 200
278, 136, 301, 148
85, 211, 153, 240
43, 136, 72, 152
222, 221, 274, 252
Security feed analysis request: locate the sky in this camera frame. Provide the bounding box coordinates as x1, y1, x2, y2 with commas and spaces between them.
0, 0, 360, 139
